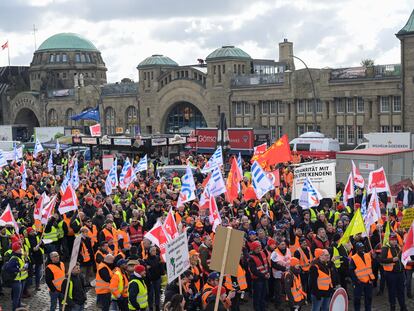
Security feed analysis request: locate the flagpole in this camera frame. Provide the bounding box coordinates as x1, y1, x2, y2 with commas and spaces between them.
7, 39, 10, 67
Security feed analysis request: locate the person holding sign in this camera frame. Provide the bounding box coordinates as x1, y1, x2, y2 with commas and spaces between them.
60, 262, 87, 310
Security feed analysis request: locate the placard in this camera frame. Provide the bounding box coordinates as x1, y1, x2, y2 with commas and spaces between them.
81, 137, 97, 145
152, 138, 167, 146
165, 232, 190, 283
69, 235, 82, 274
102, 155, 114, 172
168, 136, 186, 145
100, 136, 111, 145
292, 160, 336, 200
113, 138, 131, 146
400, 208, 414, 229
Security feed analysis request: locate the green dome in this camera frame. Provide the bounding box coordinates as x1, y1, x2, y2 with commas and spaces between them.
206, 45, 251, 61
37, 33, 99, 51
137, 55, 178, 69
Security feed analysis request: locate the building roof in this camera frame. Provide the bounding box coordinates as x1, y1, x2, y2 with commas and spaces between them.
137, 55, 178, 69
206, 45, 251, 61
397, 10, 414, 36
37, 33, 99, 52
337, 148, 414, 156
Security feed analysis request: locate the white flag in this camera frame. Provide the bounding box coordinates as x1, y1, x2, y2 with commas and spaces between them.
48, 151, 53, 172
207, 167, 226, 197
201, 147, 223, 173
0, 150, 7, 168
251, 161, 274, 200
135, 154, 148, 173
177, 165, 196, 207
105, 158, 118, 195
352, 160, 365, 188
299, 177, 323, 209
33, 139, 44, 158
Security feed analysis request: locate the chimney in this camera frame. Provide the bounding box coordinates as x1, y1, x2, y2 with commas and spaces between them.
278, 38, 295, 70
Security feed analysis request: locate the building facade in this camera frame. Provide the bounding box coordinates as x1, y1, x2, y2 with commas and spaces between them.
1, 10, 414, 147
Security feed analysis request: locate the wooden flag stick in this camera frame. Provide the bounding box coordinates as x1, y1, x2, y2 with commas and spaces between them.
214, 227, 232, 311
61, 272, 72, 311
178, 275, 183, 295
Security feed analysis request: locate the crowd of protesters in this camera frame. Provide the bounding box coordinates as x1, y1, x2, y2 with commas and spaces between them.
0, 148, 413, 311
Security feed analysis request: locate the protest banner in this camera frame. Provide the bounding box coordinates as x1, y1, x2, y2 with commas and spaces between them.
292, 160, 336, 200
165, 231, 190, 284
400, 208, 414, 229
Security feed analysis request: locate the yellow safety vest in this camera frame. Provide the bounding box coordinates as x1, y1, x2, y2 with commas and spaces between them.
333, 246, 342, 269
13, 256, 29, 281
128, 278, 148, 310
44, 226, 59, 242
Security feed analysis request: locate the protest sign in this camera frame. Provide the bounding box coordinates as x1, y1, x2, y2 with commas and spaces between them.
400, 208, 414, 229
165, 231, 190, 283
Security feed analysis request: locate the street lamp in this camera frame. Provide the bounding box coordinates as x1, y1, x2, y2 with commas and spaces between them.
290, 55, 318, 132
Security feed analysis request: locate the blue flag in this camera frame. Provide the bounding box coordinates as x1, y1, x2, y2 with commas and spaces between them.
71, 106, 100, 122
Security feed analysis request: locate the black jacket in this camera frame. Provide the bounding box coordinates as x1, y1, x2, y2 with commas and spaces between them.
61, 273, 87, 306
128, 274, 147, 311
309, 261, 334, 298
145, 255, 164, 281
397, 189, 414, 206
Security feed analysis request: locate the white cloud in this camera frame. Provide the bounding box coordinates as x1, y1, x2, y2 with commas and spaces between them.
0, 0, 412, 82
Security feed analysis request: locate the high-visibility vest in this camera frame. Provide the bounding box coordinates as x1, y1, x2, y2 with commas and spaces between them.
191, 264, 202, 291
43, 225, 59, 242
285, 271, 306, 302
13, 256, 29, 281
57, 221, 64, 240
201, 283, 214, 307
224, 264, 248, 291
129, 225, 144, 244
289, 236, 300, 255
47, 262, 65, 292
63, 214, 75, 236
95, 262, 113, 294
352, 253, 375, 283
110, 268, 128, 299
128, 278, 148, 310
62, 279, 73, 306
310, 209, 317, 222
118, 230, 131, 250
25, 235, 44, 255
83, 225, 98, 246
172, 176, 181, 189
140, 241, 148, 260
297, 247, 313, 272
102, 228, 119, 255
80, 241, 91, 263
250, 251, 269, 279
382, 248, 395, 272
333, 246, 342, 269
316, 265, 332, 291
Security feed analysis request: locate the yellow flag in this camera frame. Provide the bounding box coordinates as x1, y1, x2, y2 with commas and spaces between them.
383, 221, 391, 247
339, 209, 366, 246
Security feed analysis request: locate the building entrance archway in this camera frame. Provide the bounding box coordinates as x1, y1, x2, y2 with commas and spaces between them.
14, 108, 40, 140
164, 101, 207, 134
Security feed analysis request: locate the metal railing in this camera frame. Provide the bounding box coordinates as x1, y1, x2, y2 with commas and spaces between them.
330, 64, 401, 80
231, 73, 284, 87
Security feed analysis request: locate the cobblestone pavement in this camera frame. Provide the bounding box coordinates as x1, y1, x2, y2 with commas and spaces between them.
1, 283, 414, 311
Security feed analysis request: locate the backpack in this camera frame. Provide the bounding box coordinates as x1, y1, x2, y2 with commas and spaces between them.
1, 256, 18, 287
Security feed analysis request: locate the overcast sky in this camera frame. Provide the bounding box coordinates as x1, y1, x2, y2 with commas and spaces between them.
0, 0, 412, 83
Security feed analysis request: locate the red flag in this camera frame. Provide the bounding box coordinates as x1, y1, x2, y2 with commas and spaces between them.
163, 209, 178, 240
251, 143, 267, 162
226, 157, 242, 203
58, 183, 78, 214
144, 221, 169, 261
368, 167, 390, 194
402, 222, 414, 266
208, 195, 221, 232
19, 161, 25, 175
34, 192, 50, 221
266, 170, 280, 187
0, 204, 19, 233
343, 172, 354, 206
243, 184, 257, 201
256, 135, 292, 168
41, 195, 57, 225
1, 41, 8, 50
90, 123, 101, 137
199, 185, 211, 210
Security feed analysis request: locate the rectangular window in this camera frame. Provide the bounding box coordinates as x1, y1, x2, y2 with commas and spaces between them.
381, 125, 390, 132
393, 96, 401, 112
235, 102, 242, 115
222, 65, 225, 73
80, 54, 86, 62
393, 125, 402, 132
213, 66, 216, 74
260, 101, 268, 115
278, 126, 283, 139
144, 72, 146, 80
347, 125, 355, 144
151, 71, 154, 80
55, 54, 60, 62
85, 54, 91, 63
297, 125, 306, 136
233, 64, 236, 73
316, 99, 322, 113
337, 126, 345, 143
278, 102, 285, 114
244, 102, 251, 115
62, 72, 67, 79
147, 107, 151, 117
75, 53, 81, 62
242, 65, 245, 74
357, 97, 364, 113
49, 54, 55, 63
357, 125, 363, 141
306, 100, 313, 114
270, 126, 276, 141
380, 96, 390, 112
347, 98, 354, 113
297, 100, 304, 114
269, 101, 277, 114
336, 98, 345, 113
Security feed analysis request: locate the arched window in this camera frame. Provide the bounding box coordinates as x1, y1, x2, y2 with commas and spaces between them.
126, 106, 138, 135
66, 108, 76, 126
48, 109, 58, 126
105, 107, 116, 134
165, 102, 207, 134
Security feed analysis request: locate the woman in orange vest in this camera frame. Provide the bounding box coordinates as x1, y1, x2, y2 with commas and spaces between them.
117, 222, 131, 252
99, 220, 119, 255
350, 242, 374, 311
96, 254, 115, 311
309, 248, 334, 311
284, 257, 306, 310
79, 227, 95, 285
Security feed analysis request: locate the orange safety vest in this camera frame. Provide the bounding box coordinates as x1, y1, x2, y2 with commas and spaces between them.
63, 214, 75, 236
289, 236, 300, 255
84, 225, 98, 246
297, 247, 313, 272
129, 225, 144, 244
118, 230, 131, 250
201, 283, 214, 307
352, 253, 375, 283
285, 272, 306, 302
191, 265, 202, 292
95, 262, 113, 294
81, 240, 91, 263
140, 241, 148, 260
382, 248, 395, 272
224, 264, 248, 291
316, 265, 332, 291
110, 267, 129, 299
250, 251, 269, 279
102, 227, 119, 255
47, 262, 65, 292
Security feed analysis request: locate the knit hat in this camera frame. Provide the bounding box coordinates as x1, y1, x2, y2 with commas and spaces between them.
314, 248, 324, 259
12, 242, 21, 252
189, 250, 199, 257
134, 265, 145, 274
116, 259, 128, 267
251, 241, 262, 250
290, 257, 300, 266
267, 238, 276, 247
26, 227, 34, 235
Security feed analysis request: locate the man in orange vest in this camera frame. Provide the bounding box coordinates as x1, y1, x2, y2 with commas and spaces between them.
350, 242, 374, 311
294, 237, 313, 301
248, 241, 270, 311
110, 259, 129, 311
284, 257, 306, 311
79, 227, 95, 286
380, 233, 407, 311
96, 254, 114, 311
309, 249, 334, 311
224, 258, 248, 311
45, 251, 65, 311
